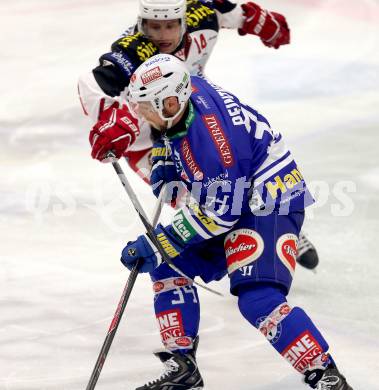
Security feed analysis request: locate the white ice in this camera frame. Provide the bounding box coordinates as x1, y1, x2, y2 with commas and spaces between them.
1, 0, 379, 389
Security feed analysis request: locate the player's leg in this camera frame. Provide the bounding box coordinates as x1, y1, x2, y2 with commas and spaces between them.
227, 211, 352, 389
134, 241, 225, 390
151, 260, 201, 354
237, 283, 352, 388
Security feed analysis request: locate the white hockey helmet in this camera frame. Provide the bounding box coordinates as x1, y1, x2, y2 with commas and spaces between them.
128, 54, 192, 127
138, 0, 187, 40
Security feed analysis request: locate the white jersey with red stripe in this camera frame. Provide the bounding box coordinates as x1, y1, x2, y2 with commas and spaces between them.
78, 0, 246, 158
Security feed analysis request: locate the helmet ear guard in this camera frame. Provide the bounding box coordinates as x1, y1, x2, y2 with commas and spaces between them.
128, 54, 192, 128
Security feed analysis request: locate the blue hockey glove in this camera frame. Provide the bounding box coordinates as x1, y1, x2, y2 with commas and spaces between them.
150, 140, 180, 198
121, 224, 184, 273
121, 235, 159, 273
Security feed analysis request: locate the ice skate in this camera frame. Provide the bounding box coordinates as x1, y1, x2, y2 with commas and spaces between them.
136, 338, 203, 390
315, 367, 353, 390
297, 232, 319, 270
305, 366, 353, 390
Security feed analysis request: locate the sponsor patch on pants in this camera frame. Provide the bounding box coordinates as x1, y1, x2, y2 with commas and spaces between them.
276, 233, 298, 277
224, 229, 264, 274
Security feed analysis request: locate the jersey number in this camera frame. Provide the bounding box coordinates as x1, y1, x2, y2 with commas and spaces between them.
172, 286, 198, 304
193, 34, 207, 54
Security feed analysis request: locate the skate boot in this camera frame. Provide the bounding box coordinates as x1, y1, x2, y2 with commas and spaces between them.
136, 337, 204, 390
305, 366, 353, 389
297, 232, 319, 270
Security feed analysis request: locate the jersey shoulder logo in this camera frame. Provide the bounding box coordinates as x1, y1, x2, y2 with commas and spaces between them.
186, 0, 219, 32
112, 32, 159, 62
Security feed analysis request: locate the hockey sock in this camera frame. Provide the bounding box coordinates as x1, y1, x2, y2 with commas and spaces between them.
238, 283, 333, 376
153, 277, 200, 354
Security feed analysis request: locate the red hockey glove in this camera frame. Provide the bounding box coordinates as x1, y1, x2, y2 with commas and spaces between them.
238, 2, 290, 49
89, 100, 140, 161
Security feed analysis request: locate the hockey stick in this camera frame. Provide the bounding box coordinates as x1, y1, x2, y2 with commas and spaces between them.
85, 261, 140, 390
110, 156, 223, 297
85, 181, 166, 390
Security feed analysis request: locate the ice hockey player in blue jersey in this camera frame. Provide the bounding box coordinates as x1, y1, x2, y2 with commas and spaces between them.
119, 54, 353, 390
79, 0, 319, 270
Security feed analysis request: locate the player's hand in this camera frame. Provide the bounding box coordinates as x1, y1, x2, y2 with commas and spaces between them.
121, 224, 183, 273
89, 100, 140, 161
150, 140, 180, 198
121, 235, 160, 273
238, 2, 290, 49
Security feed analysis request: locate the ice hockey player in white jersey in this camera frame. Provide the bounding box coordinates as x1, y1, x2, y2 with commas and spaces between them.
78, 0, 291, 168
78, 0, 319, 268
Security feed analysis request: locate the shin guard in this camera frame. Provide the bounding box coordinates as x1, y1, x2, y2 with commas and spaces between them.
153, 277, 200, 353
238, 285, 332, 374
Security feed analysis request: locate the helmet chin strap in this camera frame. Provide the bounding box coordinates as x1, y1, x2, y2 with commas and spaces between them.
172, 23, 187, 53
166, 118, 174, 130
158, 102, 186, 129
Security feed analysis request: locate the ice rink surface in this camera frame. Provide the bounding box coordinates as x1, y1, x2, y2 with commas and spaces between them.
1, 0, 379, 389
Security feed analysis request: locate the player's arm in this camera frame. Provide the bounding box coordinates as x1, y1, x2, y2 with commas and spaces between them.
78, 48, 135, 121
79, 63, 140, 161
121, 161, 241, 273
210, 0, 290, 49
120, 200, 239, 273
78, 35, 143, 161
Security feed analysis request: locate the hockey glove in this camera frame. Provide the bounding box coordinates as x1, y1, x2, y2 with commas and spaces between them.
238, 2, 290, 49
150, 140, 181, 199
89, 100, 140, 161
121, 224, 184, 273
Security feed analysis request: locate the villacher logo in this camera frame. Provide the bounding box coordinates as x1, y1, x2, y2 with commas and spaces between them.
276, 234, 298, 277
224, 229, 264, 273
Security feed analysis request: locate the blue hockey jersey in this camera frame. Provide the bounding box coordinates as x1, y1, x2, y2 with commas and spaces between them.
164, 77, 314, 248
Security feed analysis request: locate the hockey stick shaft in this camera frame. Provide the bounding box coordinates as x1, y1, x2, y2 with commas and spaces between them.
85, 174, 165, 390
152, 183, 166, 227
110, 159, 223, 297
86, 260, 141, 390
